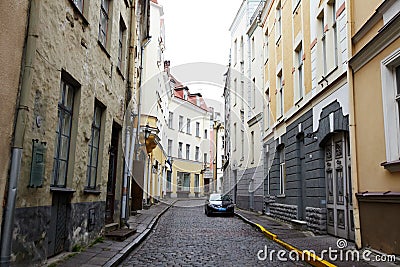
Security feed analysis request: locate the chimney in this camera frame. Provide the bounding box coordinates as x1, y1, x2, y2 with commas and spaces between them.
164, 60, 170, 75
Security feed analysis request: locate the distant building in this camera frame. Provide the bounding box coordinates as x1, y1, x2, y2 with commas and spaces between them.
348, 0, 400, 255
164, 63, 211, 198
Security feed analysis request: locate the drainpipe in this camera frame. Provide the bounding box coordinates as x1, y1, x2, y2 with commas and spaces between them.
0, 0, 40, 265
346, 0, 362, 249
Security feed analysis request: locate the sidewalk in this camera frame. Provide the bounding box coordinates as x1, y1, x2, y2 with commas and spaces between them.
235, 209, 400, 267
47, 199, 176, 267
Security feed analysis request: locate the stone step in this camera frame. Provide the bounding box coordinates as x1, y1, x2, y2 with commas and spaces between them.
105, 222, 119, 233
105, 228, 137, 241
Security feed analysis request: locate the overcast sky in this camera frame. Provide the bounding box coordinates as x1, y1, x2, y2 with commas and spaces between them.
157, 0, 243, 103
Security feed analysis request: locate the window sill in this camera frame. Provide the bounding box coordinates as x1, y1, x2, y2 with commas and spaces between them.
84, 188, 102, 195
50, 186, 76, 193
98, 40, 111, 58
116, 66, 125, 80
68, 0, 89, 26
381, 160, 400, 172
276, 194, 286, 198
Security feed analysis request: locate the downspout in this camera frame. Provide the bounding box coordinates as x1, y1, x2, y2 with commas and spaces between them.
0, 0, 40, 265
121, 0, 138, 225
346, 0, 362, 249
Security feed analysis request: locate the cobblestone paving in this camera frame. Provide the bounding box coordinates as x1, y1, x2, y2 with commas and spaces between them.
122, 199, 307, 266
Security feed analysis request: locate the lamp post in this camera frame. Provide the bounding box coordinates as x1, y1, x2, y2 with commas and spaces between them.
144, 124, 151, 205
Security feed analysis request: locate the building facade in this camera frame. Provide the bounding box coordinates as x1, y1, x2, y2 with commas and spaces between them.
0, 0, 150, 264
225, 0, 265, 212
261, 0, 351, 238
348, 0, 400, 254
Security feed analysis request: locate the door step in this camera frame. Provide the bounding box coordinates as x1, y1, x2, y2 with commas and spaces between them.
105, 228, 137, 241
105, 222, 119, 233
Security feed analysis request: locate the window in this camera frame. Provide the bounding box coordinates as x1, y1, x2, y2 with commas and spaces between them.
183, 90, 188, 100
168, 112, 173, 128
252, 78, 256, 109
186, 118, 191, 134
72, 0, 84, 12
222, 136, 225, 149
241, 129, 244, 160
195, 146, 200, 161
320, 12, 327, 75
241, 80, 245, 109
118, 17, 127, 71
168, 139, 172, 156
240, 36, 244, 62
204, 153, 208, 163
240, 110, 244, 123
233, 78, 237, 106
331, 1, 338, 67
204, 129, 208, 139
279, 147, 286, 195
99, 0, 110, 48
167, 171, 172, 191
264, 29, 269, 63
295, 43, 304, 100
277, 71, 284, 117
265, 88, 270, 130
179, 115, 183, 132
251, 36, 255, 60
251, 131, 255, 163
196, 122, 200, 137
186, 144, 190, 160
234, 39, 237, 65
86, 103, 103, 189
52, 76, 76, 187
178, 142, 183, 158
381, 50, 400, 166
276, 1, 282, 42
177, 172, 190, 191
194, 174, 200, 192
233, 123, 237, 151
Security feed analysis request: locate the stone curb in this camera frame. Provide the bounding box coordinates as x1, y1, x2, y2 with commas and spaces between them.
234, 210, 336, 267
104, 200, 177, 267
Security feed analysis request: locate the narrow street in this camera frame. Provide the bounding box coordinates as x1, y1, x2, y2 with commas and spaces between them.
122, 199, 306, 266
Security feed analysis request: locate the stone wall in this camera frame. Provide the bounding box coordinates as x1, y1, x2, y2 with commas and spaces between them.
270, 203, 298, 221
305, 207, 327, 234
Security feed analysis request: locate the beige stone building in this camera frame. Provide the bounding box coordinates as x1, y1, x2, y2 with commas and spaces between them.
348, 0, 400, 255
0, 0, 150, 264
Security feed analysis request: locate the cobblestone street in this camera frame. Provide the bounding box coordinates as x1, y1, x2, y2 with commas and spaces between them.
122, 199, 306, 266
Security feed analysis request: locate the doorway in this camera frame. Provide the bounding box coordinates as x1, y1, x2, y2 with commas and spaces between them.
105, 123, 120, 224
325, 132, 354, 240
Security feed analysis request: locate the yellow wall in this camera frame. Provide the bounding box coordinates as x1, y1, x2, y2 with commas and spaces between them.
353, 39, 400, 192
352, 0, 382, 35
171, 159, 204, 195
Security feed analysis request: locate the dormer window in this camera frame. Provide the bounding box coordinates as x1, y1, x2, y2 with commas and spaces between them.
183, 90, 188, 100
196, 96, 200, 106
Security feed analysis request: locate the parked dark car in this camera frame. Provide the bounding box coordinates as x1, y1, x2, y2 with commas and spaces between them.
205, 193, 234, 216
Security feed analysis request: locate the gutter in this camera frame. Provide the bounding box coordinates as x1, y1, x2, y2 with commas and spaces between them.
0, 0, 40, 265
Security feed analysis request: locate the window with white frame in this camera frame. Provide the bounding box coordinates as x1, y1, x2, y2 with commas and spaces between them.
264, 29, 269, 63
204, 129, 208, 139
381, 49, 400, 166
331, 1, 338, 67
168, 139, 173, 156
98, 0, 110, 48
320, 12, 327, 75
186, 144, 190, 160
186, 118, 191, 134
252, 78, 256, 109
234, 39, 238, 65
241, 80, 245, 109
194, 174, 200, 192
240, 36, 244, 62
233, 123, 237, 151
277, 71, 284, 117
276, 1, 282, 43
265, 88, 270, 130
168, 112, 173, 128
196, 122, 200, 137
179, 115, 183, 132
295, 43, 304, 101
234, 78, 237, 106
178, 142, 183, 158
183, 90, 188, 100
204, 153, 208, 163
195, 146, 199, 161
251, 36, 255, 60
241, 129, 244, 160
